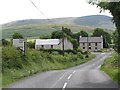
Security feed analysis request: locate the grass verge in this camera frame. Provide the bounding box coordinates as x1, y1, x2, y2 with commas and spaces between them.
101, 53, 120, 85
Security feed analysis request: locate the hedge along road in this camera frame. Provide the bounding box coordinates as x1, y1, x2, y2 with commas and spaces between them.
5, 52, 119, 90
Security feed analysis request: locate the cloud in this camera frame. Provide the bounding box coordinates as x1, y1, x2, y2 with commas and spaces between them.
0, 0, 112, 24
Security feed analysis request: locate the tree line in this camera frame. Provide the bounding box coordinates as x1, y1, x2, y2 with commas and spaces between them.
2, 27, 115, 51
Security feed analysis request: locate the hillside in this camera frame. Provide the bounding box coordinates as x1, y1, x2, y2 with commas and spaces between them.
2, 15, 115, 38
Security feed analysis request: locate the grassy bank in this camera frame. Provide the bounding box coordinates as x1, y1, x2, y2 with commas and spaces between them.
0, 64, 1, 89
101, 53, 120, 85
0, 74, 2, 89
2, 46, 95, 87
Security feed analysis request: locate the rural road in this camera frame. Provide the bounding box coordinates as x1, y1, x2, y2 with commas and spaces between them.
6, 52, 119, 90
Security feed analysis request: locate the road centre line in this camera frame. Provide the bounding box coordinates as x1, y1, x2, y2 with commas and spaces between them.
67, 74, 72, 80
62, 82, 67, 89
73, 70, 76, 74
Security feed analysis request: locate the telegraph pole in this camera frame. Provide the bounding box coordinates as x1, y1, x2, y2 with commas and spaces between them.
87, 35, 89, 52
87, 35, 89, 57
24, 38, 27, 56
62, 26, 64, 56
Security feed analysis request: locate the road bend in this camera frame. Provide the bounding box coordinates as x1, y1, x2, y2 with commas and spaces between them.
7, 52, 119, 89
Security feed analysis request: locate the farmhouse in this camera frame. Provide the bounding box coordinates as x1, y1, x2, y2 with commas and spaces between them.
13, 39, 25, 51
35, 38, 73, 50
79, 36, 103, 51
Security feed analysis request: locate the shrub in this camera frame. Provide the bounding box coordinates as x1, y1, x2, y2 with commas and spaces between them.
2, 39, 10, 46
77, 52, 84, 59
2, 46, 23, 71
27, 41, 35, 49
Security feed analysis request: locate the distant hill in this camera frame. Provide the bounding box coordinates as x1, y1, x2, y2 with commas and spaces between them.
2, 15, 115, 38
74, 15, 115, 30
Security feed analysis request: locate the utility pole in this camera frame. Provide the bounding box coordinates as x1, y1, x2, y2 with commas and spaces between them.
62, 26, 64, 56
24, 38, 27, 56
87, 35, 89, 57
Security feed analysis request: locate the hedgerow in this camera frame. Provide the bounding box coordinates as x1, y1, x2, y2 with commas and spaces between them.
2, 46, 95, 86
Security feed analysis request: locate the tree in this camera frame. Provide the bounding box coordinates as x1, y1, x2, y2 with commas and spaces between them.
89, 1, 120, 53
113, 29, 118, 52
72, 30, 88, 42
2, 39, 10, 46
92, 28, 112, 48
62, 28, 73, 37
79, 30, 88, 37
51, 31, 64, 39
12, 32, 23, 39
27, 41, 35, 49
51, 30, 79, 50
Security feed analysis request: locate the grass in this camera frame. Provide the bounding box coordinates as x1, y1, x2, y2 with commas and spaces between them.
2, 48, 95, 87
0, 47, 2, 89
0, 74, 1, 90
101, 53, 120, 85
2, 24, 95, 39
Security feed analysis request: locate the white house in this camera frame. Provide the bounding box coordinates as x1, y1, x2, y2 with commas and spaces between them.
35, 38, 73, 50
79, 36, 103, 51
13, 39, 25, 51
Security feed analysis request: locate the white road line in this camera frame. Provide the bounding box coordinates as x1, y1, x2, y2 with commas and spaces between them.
67, 74, 72, 80
62, 82, 67, 89
73, 70, 76, 74
51, 73, 66, 88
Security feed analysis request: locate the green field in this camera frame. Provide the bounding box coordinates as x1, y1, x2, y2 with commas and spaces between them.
2, 15, 115, 39
2, 24, 96, 39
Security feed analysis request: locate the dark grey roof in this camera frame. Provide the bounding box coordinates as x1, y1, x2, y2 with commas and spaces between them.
79, 37, 103, 43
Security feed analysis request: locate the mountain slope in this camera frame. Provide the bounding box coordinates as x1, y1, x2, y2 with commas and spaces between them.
2, 15, 115, 38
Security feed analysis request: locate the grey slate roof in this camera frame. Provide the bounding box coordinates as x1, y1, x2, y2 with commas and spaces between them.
79, 37, 103, 43
35, 39, 60, 45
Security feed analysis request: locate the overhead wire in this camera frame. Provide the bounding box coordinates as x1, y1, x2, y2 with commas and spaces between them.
29, 0, 57, 25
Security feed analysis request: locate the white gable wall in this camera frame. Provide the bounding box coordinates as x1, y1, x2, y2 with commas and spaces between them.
13, 39, 25, 51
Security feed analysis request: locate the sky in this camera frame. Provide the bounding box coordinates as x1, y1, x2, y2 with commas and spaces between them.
0, 0, 112, 24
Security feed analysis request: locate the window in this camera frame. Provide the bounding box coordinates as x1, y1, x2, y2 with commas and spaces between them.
19, 39, 23, 43
83, 43, 85, 45
51, 45, 53, 49
41, 45, 44, 48
83, 47, 85, 49
89, 47, 91, 50
95, 43, 97, 46
95, 47, 97, 50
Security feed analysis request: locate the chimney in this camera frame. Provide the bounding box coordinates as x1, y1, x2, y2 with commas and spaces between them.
80, 36, 82, 38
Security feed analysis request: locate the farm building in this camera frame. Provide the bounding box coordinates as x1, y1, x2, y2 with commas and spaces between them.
12, 39, 25, 51
35, 38, 73, 50
79, 36, 103, 51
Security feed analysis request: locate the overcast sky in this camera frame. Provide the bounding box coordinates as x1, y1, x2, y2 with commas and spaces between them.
0, 0, 112, 24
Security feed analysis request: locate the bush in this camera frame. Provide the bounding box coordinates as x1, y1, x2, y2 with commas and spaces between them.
77, 52, 84, 59
2, 39, 10, 46
2, 46, 95, 86
39, 48, 77, 54
2, 46, 23, 71
27, 41, 35, 49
